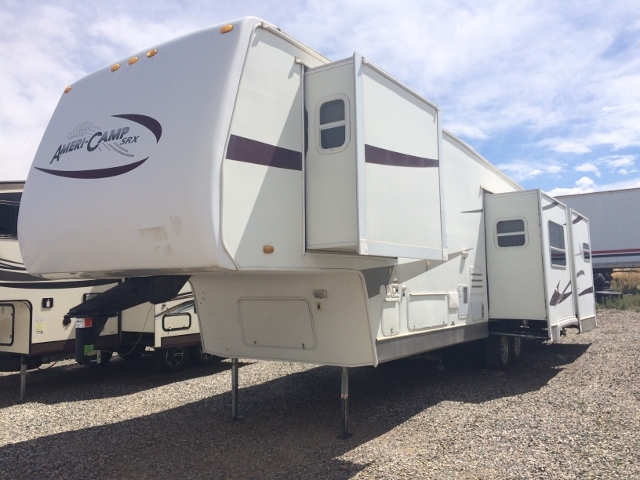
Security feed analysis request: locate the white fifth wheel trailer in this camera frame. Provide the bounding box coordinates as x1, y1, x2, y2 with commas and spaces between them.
1, 182, 215, 400
17, 17, 595, 433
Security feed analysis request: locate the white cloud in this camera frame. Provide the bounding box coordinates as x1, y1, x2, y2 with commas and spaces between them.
548, 176, 596, 196
496, 159, 563, 181
575, 163, 601, 177
601, 154, 635, 169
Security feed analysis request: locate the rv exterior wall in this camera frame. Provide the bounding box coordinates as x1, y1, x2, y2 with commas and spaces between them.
360, 63, 443, 258
18, 18, 264, 278
192, 271, 376, 367
305, 60, 359, 251
567, 209, 597, 328
484, 190, 548, 320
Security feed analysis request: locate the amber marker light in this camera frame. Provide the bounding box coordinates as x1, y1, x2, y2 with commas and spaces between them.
220, 24, 234, 34
263, 245, 275, 254
147, 49, 158, 58
128, 57, 139, 65
111, 64, 121, 72
63, 86, 72, 94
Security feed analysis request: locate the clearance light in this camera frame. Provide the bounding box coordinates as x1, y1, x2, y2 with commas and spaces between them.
263, 245, 275, 254
111, 64, 121, 72
220, 24, 234, 34
63, 86, 72, 94
147, 49, 158, 58
128, 56, 139, 65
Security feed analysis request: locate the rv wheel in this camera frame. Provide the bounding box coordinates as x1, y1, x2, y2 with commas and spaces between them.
511, 337, 523, 364
485, 335, 511, 371
190, 344, 221, 366
154, 346, 189, 372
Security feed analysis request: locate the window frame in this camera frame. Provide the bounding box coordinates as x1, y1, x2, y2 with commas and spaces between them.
495, 217, 528, 249
316, 94, 350, 154
548, 220, 567, 269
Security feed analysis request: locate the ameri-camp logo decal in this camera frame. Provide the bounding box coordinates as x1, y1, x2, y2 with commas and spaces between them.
35, 114, 162, 179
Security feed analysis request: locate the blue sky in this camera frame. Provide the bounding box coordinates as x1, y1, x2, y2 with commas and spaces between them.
1, 0, 639, 196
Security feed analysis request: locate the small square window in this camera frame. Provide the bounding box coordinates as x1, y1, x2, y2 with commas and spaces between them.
317, 95, 350, 153
496, 219, 526, 248
583, 242, 591, 262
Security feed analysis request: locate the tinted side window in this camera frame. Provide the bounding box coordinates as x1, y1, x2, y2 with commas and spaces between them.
318, 98, 348, 151
0, 193, 21, 238
548, 221, 566, 267
496, 219, 526, 247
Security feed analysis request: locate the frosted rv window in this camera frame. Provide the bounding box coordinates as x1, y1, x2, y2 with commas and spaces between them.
320, 100, 345, 124
548, 221, 567, 267
321, 128, 346, 149
583, 243, 591, 261
496, 219, 526, 247
0, 193, 20, 239
318, 97, 349, 151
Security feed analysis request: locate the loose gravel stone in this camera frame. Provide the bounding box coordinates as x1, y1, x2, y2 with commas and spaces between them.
0, 309, 638, 479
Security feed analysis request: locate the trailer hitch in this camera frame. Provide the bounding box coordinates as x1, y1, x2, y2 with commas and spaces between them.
67, 275, 190, 365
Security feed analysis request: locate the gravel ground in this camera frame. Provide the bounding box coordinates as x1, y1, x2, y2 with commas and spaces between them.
0, 309, 638, 479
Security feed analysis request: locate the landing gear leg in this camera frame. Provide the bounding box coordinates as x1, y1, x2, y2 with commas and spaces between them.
231, 357, 239, 421
338, 367, 352, 439
19, 355, 27, 403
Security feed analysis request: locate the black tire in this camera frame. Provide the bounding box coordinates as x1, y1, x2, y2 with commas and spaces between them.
190, 344, 221, 366
511, 336, 523, 364
485, 335, 511, 371
117, 343, 146, 361
154, 346, 189, 372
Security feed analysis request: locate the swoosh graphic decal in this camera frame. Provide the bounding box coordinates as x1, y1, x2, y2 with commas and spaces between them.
0, 257, 26, 272
550, 280, 572, 306
112, 114, 162, 143
579, 287, 594, 296
35, 158, 148, 179
0, 270, 46, 282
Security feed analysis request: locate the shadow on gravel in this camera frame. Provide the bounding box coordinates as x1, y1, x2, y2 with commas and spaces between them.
0, 339, 590, 479
0, 354, 240, 408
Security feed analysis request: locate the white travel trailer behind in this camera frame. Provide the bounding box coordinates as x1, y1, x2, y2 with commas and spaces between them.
18, 17, 595, 431
1, 182, 214, 400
